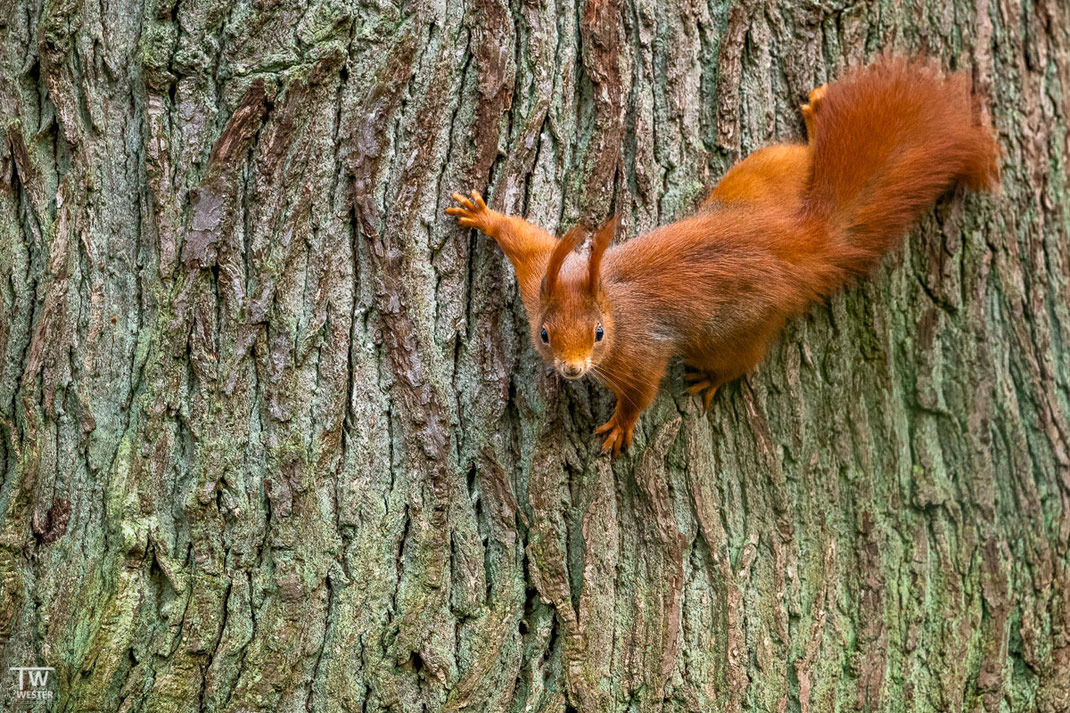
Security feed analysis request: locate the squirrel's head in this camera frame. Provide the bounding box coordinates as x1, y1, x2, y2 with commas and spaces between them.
535, 216, 618, 380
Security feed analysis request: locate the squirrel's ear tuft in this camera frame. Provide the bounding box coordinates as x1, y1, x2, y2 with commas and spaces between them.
543, 225, 585, 297
587, 214, 619, 294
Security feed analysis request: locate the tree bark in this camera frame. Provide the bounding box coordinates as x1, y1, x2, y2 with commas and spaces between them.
2, 0, 1069, 711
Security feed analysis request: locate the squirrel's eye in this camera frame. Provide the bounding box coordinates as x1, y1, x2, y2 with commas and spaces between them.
595, 324, 604, 342
540, 327, 549, 344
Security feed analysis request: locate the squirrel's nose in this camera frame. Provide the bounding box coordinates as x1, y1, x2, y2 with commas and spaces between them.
559, 362, 586, 379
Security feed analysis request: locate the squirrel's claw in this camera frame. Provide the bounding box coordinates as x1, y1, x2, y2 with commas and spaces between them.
801, 84, 827, 144
701, 386, 718, 411
595, 417, 634, 457
684, 367, 720, 411
446, 190, 494, 233
800, 84, 827, 118
685, 380, 718, 411
807, 84, 828, 108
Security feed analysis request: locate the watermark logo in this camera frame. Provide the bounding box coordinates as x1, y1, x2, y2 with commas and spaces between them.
10, 667, 55, 702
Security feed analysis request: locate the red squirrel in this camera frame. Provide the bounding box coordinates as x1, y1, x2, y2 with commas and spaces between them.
447, 57, 1000, 456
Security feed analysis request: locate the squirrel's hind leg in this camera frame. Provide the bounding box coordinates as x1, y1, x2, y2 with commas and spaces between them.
702, 144, 812, 208
684, 340, 769, 410
684, 366, 724, 411
800, 84, 827, 146
701, 83, 825, 209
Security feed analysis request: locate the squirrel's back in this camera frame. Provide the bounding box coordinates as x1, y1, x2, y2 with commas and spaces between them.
801, 56, 1000, 289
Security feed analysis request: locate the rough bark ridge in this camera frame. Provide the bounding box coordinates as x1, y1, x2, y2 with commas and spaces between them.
1, 0, 1069, 711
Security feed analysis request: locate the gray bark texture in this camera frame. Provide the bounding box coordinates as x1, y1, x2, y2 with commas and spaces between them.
1, 0, 1069, 711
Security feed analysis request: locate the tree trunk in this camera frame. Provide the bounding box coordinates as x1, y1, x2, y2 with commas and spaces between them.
2, 0, 1069, 711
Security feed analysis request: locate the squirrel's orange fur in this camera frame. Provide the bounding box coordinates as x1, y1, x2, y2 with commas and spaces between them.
447, 57, 1000, 456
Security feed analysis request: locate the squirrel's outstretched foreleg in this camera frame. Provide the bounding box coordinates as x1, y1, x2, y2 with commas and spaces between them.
447, 191, 557, 312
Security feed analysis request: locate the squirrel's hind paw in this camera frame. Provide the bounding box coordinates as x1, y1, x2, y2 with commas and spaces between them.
801, 84, 828, 142
801, 84, 827, 117
684, 367, 720, 411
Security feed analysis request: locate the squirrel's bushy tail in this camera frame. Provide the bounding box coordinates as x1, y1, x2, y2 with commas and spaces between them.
803, 56, 999, 284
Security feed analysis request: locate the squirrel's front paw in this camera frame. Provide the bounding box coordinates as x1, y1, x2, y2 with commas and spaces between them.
446, 190, 495, 234
595, 416, 635, 458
